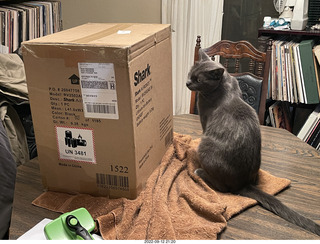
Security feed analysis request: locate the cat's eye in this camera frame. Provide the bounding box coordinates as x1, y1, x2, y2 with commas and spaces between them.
197, 78, 201, 83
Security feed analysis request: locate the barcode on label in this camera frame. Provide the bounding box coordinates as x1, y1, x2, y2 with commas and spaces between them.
80, 67, 95, 74
81, 80, 109, 89
86, 103, 116, 114
96, 173, 129, 188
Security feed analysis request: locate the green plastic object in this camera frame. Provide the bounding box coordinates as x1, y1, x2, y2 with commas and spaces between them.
44, 208, 95, 240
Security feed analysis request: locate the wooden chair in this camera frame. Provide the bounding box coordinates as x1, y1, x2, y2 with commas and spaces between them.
189, 36, 272, 125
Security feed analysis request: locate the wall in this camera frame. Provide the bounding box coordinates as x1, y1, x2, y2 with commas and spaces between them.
60, 0, 162, 30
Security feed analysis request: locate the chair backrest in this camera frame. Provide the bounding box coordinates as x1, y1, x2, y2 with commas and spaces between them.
189, 36, 272, 125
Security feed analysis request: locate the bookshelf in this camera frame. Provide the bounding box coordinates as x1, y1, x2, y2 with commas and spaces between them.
0, 0, 62, 53
258, 27, 320, 38
258, 28, 320, 151
0, 1, 63, 162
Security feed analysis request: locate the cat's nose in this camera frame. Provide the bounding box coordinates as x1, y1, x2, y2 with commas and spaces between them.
186, 81, 191, 87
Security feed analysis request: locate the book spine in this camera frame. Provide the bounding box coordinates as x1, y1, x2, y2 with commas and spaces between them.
309, 121, 320, 147
0, 1, 62, 53
299, 40, 320, 104
306, 118, 320, 144
281, 42, 288, 101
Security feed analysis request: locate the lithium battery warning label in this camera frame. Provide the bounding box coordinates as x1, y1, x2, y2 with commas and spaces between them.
55, 126, 96, 163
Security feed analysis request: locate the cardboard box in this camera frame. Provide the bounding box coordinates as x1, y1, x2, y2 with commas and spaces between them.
22, 23, 173, 199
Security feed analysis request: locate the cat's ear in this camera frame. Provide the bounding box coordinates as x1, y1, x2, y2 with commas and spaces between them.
198, 49, 211, 62
208, 68, 224, 80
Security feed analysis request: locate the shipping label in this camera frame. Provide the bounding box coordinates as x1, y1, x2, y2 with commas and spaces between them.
78, 63, 119, 119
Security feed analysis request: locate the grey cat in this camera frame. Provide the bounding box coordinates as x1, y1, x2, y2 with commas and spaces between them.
186, 49, 320, 236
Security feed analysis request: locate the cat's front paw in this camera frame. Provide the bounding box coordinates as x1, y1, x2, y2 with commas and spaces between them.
194, 168, 212, 187
194, 168, 204, 176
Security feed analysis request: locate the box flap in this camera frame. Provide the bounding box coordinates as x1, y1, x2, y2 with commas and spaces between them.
23, 23, 171, 60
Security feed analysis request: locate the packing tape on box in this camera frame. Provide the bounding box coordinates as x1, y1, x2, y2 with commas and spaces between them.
72, 23, 134, 44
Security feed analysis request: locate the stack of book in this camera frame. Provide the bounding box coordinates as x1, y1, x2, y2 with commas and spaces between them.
0, 1, 62, 54
269, 38, 320, 105
297, 104, 320, 151
268, 101, 292, 132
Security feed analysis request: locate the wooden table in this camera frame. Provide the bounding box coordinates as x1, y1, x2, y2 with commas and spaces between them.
9, 114, 320, 240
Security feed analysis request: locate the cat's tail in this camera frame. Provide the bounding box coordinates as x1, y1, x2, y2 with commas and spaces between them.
239, 185, 320, 236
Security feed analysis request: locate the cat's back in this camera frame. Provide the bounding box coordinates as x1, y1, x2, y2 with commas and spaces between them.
204, 96, 260, 144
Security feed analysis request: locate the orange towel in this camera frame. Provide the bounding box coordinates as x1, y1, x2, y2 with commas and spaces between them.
32, 133, 291, 240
